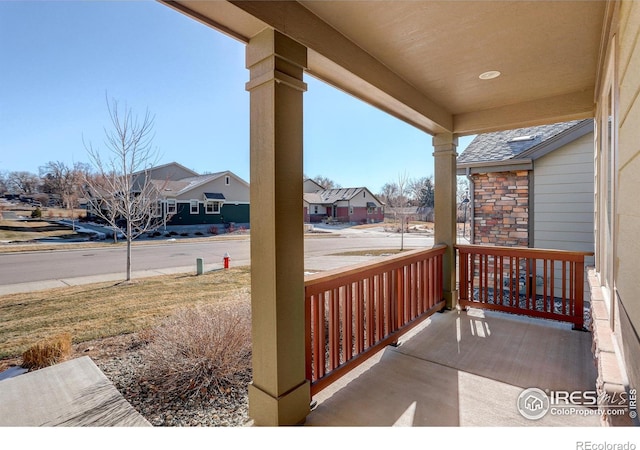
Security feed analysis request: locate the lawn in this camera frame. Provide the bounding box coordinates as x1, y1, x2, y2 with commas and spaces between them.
0, 266, 251, 360
0, 219, 86, 242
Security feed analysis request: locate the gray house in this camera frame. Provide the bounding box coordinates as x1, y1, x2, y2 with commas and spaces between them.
133, 162, 250, 233
457, 119, 594, 264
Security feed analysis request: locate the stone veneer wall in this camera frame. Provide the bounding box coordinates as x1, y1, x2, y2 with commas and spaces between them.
472, 170, 529, 247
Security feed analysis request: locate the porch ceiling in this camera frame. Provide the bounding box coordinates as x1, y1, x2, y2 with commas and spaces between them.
162, 0, 607, 136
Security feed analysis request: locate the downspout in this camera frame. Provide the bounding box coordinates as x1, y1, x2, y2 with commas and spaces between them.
465, 167, 475, 244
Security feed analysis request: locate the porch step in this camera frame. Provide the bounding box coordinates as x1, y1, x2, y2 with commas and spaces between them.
0, 356, 150, 426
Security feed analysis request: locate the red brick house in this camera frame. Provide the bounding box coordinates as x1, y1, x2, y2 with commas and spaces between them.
457, 119, 594, 258
303, 179, 384, 224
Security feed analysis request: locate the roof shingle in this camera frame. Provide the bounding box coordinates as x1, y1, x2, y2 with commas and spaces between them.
458, 120, 585, 164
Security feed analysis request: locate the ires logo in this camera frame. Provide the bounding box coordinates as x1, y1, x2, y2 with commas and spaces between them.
517, 387, 633, 420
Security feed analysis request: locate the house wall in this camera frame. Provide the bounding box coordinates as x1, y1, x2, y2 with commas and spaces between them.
533, 132, 595, 263
533, 132, 595, 299
472, 170, 529, 246
349, 207, 384, 224
304, 204, 330, 223
168, 202, 250, 226
614, 0, 640, 395
174, 173, 249, 202
133, 163, 198, 190
303, 179, 323, 193
147, 164, 197, 182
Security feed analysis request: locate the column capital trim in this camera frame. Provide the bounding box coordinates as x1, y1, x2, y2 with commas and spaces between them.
246, 28, 307, 70
246, 69, 308, 92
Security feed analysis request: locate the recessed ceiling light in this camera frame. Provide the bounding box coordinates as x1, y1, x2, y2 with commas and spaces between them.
479, 70, 501, 80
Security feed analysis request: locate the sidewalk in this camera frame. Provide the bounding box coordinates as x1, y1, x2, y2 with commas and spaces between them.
0, 254, 382, 296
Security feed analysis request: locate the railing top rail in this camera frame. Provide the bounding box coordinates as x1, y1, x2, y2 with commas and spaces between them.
455, 244, 593, 260
304, 244, 446, 290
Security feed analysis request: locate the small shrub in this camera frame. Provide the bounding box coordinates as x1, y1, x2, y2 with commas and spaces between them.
22, 333, 72, 370
30, 207, 42, 218
195, 231, 203, 236
180, 232, 189, 237
141, 300, 251, 401
169, 231, 178, 236
208, 226, 218, 235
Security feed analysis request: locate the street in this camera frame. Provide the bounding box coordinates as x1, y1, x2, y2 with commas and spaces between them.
0, 226, 435, 289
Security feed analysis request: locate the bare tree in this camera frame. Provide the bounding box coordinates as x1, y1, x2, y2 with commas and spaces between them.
457, 176, 470, 204
82, 97, 168, 282
311, 175, 340, 189
0, 171, 8, 194
378, 182, 398, 208
39, 161, 90, 212
396, 171, 410, 250
409, 176, 435, 209
7, 171, 40, 195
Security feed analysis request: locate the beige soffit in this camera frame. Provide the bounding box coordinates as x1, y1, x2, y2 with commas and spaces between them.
160, 0, 606, 136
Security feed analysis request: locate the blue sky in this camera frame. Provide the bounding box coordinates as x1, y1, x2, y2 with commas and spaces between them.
0, 0, 473, 194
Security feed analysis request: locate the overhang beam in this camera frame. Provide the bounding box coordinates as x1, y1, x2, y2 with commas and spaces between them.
453, 90, 595, 136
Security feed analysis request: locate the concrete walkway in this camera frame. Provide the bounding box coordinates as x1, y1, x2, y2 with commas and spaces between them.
0, 356, 150, 426
306, 308, 601, 426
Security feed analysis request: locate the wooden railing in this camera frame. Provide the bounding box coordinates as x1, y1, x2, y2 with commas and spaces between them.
456, 244, 593, 330
304, 245, 446, 396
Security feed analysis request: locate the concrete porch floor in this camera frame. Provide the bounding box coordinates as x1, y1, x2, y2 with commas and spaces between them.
305, 308, 601, 426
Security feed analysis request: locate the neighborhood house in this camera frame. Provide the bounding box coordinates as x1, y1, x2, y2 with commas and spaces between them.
303, 178, 384, 224
89, 162, 250, 233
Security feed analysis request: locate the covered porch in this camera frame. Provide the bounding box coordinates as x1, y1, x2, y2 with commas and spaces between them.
159, 0, 617, 427
305, 307, 598, 426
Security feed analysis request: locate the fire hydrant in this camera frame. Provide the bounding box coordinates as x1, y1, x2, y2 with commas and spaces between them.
223, 252, 230, 269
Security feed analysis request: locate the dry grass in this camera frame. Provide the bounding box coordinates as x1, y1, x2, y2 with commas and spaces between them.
21, 332, 73, 370
0, 267, 251, 360
0, 219, 86, 242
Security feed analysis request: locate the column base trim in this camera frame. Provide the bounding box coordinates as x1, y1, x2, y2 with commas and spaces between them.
248, 379, 311, 426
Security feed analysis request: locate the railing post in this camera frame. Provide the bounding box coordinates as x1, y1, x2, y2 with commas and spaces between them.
573, 260, 585, 330
458, 247, 468, 302
304, 291, 312, 383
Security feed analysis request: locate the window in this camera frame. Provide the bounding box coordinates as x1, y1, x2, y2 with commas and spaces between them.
349, 206, 354, 215
205, 201, 221, 214
190, 200, 199, 214
314, 206, 319, 214
166, 199, 177, 215
595, 36, 617, 315
151, 201, 162, 218
367, 207, 375, 214
225, 176, 230, 186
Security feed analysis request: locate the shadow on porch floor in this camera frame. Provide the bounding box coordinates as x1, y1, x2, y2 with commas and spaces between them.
305, 308, 600, 426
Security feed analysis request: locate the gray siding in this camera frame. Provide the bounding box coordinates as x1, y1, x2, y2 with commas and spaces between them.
533, 132, 595, 266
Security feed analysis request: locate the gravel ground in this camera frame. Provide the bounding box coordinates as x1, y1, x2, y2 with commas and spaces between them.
88, 334, 252, 427
0, 333, 252, 427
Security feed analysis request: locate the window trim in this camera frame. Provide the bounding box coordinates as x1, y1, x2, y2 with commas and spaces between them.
166, 199, 177, 215
205, 200, 221, 214
190, 200, 199, 215
151, 201, 162, 218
